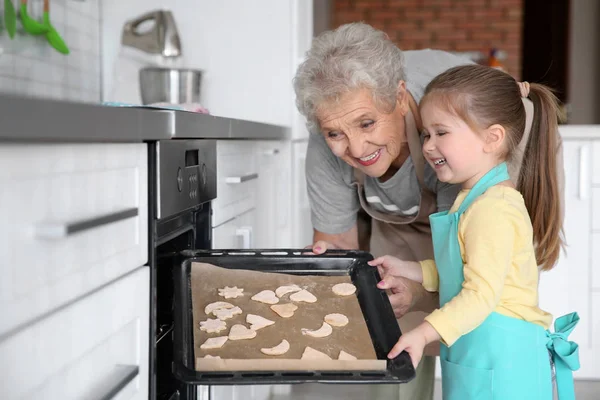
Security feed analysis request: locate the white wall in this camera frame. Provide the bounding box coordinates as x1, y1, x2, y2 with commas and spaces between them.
0, 0, 101, 103
567, 0, 600, 124
101, 0, 294, 126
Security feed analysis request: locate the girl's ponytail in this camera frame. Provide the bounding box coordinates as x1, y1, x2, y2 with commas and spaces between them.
517, 84, 565, 271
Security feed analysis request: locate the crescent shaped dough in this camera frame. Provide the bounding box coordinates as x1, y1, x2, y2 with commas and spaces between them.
324, 313, 349, 327
251, 290, 280, 304
260, 339, 290, 356
332, 283, 356, 296
275, 284, 302, 297
204, 301, 234, 315
301, 322, 333, 338
290, 289, 317, 303
301, 346, 332, 360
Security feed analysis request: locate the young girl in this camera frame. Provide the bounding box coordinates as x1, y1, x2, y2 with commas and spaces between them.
369, 64, 580, 400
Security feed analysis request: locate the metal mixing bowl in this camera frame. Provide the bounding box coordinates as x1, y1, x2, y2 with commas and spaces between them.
139, 67, 203, 104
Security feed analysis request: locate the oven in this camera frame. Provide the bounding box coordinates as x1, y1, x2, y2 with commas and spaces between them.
148, 139, 217, 400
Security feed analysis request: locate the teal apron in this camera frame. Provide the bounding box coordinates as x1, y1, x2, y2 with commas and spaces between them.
429, 162, 580, 400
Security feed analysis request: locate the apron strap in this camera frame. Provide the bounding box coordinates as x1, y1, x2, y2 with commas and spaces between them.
507, 97, 534, 185
456, 162, 511, 214
546, 312, 580, 400
405, 107, 426, 188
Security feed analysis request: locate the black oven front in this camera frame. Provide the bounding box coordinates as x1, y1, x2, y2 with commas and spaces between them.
148, 140, 216, 400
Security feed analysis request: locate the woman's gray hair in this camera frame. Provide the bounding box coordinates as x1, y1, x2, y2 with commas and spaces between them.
293, 22, 405, 132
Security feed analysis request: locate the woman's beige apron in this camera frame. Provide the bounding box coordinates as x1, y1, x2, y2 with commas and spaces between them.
354, 110, 437, 400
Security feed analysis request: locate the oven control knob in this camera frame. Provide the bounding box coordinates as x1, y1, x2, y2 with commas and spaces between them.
200, 163, 207, 189
177, 167, 183, 192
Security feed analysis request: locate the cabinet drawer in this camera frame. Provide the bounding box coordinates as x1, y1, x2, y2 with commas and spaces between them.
0, 267, 149, 400
0, 143, 148, 336
213, 141, 258, 226
212, 208, 257, 249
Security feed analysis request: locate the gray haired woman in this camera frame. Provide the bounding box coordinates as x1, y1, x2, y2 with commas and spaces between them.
293, 22, 560, 400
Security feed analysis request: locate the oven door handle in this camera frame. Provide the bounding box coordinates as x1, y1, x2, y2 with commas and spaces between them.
94, 364, 139, 400
225, 172, 258, 184
35, 207, 139, 239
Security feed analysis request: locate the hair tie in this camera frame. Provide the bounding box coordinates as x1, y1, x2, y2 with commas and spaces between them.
518, 81, 530, 98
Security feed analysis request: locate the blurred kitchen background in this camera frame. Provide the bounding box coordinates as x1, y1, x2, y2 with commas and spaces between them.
0, 0, 598, 124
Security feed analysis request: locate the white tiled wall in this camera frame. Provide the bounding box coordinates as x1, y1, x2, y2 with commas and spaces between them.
0, 0, 100, 103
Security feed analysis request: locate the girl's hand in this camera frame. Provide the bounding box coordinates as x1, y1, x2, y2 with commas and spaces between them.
368, 255, 423, 287
388, 322, 441, 368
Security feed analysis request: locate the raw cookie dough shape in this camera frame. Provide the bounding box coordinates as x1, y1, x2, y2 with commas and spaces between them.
203, 355, 222, 359
204, 301, 234, 315
251, 290, 280, 304
228, 324, 258, 340
199, 318, 227, 333
301, 322, 333, 338
301, 346, 332, 360
324, 313, 349, 327
332, 283, 356, 296
246, 314, 275, 330
213, 306, 243, 320
289, 289, 317, 303
260, 339, 290, 356
218, 286, 244, 299
275, 284, 302, 298
270, 303, 298, 318
200, 336, 228, 349
338, 350, 357, 360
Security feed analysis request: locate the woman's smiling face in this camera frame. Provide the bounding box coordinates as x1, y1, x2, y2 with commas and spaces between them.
316, 87, 408, 178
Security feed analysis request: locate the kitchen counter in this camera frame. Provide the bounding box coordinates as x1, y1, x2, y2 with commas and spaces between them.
0, 94, 289, 142
559, 125, 600, 139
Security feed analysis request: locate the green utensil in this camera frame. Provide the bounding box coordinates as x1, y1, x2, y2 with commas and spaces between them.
19, 0, 47, 35
4, 0, 16, 38
43, 0, 68, 54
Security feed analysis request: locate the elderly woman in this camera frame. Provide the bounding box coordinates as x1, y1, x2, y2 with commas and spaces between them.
293, 22, 563, 400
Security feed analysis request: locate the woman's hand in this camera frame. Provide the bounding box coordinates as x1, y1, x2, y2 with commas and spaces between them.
303, 240, 337, 255
368, 256, 427, 318
368, 256, 423, 286
387, 322, 441, 368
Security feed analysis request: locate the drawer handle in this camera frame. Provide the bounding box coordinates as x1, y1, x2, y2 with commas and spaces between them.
236, 226, 253, 249
95, 364, 139, 400
36, 208, 139, 239
225, 173, 258, 184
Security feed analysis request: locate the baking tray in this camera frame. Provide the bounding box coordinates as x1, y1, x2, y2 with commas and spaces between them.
172, 249, 415, 385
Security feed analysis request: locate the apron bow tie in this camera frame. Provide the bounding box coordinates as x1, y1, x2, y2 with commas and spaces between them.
546, 312, 580, 400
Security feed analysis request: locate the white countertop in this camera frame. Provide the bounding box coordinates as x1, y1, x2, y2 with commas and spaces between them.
559, 125, 600, 139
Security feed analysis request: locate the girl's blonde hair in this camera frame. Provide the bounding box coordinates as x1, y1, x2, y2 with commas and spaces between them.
421, 64, 564, 271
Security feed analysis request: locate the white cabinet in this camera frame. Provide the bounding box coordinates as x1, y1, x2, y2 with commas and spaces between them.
255, 140, 293, 248
538, 129, 600, 379
0, 267, 150, 400
213, 208, 257, 249
0, 143, 148, 337
292, 140, 313, 247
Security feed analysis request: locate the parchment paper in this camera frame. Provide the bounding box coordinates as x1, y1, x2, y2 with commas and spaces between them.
191, 262, 386, 371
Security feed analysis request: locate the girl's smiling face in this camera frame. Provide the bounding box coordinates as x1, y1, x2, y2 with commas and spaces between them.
420, 101, 502, 189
